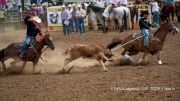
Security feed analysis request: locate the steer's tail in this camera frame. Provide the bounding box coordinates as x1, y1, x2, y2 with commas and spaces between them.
0, 49, 5, 61
63, 48, 70, 55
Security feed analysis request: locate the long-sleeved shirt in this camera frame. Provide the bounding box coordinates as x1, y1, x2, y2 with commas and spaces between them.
24, 16, 40, 36
76, 9, 86, 18
67, 8, 73, 19
72, 9, 77, 18
61, 10, 68, 20
139, 17, 151, 30
151, 2, 159, 13
164, 0, 174, 4
120, 0, 127, 5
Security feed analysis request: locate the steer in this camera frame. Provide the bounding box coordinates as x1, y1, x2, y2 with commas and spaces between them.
63, 44, 113, 72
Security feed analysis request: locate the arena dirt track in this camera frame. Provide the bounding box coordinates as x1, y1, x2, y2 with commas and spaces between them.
0, 25, 180, 100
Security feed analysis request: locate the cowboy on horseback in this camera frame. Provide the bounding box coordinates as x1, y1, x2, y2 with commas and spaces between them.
139, 11, 153, 48
20, 13, 42, 58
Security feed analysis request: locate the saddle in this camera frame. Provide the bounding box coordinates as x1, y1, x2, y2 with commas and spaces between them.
132, 32, 157, 47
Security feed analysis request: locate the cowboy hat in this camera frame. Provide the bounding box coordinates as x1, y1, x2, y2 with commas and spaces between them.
140, 10, 149, 17
68, 4, 72, 7
32, 16, 42, 23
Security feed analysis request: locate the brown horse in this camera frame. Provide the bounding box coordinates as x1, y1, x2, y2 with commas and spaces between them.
0, 33, 55, 74
107, 22, 179, 64
161, 3, 176, 21
174, 2, 180, 16
128, 6, 139, 29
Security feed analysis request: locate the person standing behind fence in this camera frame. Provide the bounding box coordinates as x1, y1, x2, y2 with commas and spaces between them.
61, 5, 70, 36
164, 0, 174, 4
67, 4, 73, 34
150, 0, 160, 28
119, 0, 127, 7
76, 5, 86, 34
72, 4, 79, 33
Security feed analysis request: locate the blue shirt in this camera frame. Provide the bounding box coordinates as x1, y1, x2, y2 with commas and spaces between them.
72, 9, 77, 18
61, 10, 68, 20
164, 0, 174, 4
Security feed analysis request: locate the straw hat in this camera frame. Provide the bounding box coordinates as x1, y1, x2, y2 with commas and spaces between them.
77, 4, 81, 8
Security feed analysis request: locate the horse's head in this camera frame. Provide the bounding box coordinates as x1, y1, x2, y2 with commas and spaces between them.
41, 33, 55, 50
167, 23, 179, 35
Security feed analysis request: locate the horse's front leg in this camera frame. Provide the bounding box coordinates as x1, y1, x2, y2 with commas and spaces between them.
32, 61, 40, 74
156, 51, 163, 65
142, 51, 149, 64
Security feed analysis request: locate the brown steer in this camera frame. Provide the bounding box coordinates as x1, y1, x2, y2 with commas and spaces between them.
63, 44, 113, 72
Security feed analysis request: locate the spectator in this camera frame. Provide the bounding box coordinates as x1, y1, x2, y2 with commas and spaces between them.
76, 4, 86, 34
150, 0, 160, 28
61, 5, 70, 36
67, 4, 73, 33
119, 0, 128, 7
72, 4, 79, 33
164, 0, 174, 4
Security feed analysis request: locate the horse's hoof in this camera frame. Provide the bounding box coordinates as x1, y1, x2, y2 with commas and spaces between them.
158, 60, 163, 65
104, 69, 109, 72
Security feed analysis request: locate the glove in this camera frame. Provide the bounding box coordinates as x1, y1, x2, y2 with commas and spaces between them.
150, 28, 154, 31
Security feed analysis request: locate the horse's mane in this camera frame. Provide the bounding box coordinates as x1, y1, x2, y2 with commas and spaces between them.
153, 23, 168, 36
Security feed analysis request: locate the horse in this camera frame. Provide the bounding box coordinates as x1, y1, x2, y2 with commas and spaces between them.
102, 4, 131, 32
84, 2, 108, 33
161, 3, 176, 21
128, 6, 139, 29
107, 22, 179, 65
174, 2, 180, 16
0, 33, 55, 74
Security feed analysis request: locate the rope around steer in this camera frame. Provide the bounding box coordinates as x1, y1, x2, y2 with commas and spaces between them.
111, 34, 145, 52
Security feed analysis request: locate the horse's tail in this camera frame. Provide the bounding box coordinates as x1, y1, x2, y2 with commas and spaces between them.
63, 48, 70, 55
123, 9, 127, 30
0, 49, 5, 61
107, 38, 122, 50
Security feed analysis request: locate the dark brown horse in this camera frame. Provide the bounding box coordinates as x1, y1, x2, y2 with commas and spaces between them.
161, 3, 176, 21
128, 6, 139, 29
107, 22, 179, 64
0, 33, 55, 74
174, 2, 180, 16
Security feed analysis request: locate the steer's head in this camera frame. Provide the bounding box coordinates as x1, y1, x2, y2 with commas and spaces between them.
103, 49, 114, 63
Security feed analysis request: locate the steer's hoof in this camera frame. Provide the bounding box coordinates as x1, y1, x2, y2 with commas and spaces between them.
108, 59, 114, 62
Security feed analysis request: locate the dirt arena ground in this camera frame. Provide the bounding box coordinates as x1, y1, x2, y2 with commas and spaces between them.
0, 24, 180, 101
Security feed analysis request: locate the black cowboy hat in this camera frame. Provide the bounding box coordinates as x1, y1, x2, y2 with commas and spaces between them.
140, 10, 149, 17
